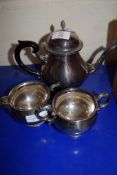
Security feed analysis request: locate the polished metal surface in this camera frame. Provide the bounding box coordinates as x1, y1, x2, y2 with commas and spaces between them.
44, 33, 83, 56
14, 20, 117, 88
9, 81, 50, 111
0, 80, 110, 133
53, 89, 97, 121
44, 20, 83, 55
0, 81, 50, 125
52, 88, 110, 137
42, 54, 87, 86
61, 20, 66, 30
54, 91, 95, 121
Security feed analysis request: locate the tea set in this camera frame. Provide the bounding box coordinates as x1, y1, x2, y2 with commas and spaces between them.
0, 20, 117, 137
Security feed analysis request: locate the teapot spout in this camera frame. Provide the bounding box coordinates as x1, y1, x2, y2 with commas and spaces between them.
87, 44, 117, 73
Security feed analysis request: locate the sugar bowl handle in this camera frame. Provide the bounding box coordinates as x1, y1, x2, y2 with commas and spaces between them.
97, 93, 111, 109
34, 105, 55, 125
0, 96, 9, 105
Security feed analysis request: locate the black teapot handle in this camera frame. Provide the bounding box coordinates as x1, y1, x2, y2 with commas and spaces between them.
15, 40, 45, 77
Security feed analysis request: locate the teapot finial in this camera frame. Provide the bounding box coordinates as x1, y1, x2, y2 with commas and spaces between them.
61, 20, 66, 30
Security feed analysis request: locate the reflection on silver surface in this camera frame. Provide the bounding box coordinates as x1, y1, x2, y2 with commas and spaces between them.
54, 91, 95, 121
9, 82, 49, 111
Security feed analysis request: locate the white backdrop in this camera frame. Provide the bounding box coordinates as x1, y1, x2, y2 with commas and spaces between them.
0, 0, 117, 65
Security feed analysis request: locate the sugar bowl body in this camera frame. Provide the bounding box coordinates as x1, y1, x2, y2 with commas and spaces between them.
50, 88, 110, 137
0, 81, 50, 126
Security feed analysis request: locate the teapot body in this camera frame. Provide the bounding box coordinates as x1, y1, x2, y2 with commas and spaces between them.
42, 53, 87, 86
14, 21, 117, 88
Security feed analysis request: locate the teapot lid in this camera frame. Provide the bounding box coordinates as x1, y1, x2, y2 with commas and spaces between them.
43, 20, 83, 55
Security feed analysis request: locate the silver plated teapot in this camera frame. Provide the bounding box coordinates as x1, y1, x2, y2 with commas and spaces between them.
15, 20, 117, 87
